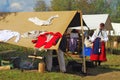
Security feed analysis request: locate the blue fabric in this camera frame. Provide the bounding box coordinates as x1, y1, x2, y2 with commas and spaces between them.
93, 38, 101, 54
84, 45, 92, 56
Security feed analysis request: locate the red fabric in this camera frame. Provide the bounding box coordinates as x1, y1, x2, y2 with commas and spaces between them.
90, 41, 107, 62
99, 42, 106, 61
32, 40, 38, 44
44, 32, 62, 49
34, 34, 47, 48
32, 32, 62, 49
34, 32, 54, 48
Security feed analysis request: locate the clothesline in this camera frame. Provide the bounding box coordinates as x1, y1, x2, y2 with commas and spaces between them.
0, 29, 62, 49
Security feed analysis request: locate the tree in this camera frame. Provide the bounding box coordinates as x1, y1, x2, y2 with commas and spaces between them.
72, 0, 95, 14
34, 0, 119, 22
51, 0, 74, 11
34, 0, 47, 11
90, 0, 111, 14
51, 0, 95, 14
113, 1, 120, 22
108, 0, 120, 22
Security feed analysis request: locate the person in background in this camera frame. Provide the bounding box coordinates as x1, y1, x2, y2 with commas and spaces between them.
90, 23, 108, 66
84, 35, 93, 48
69, 29, 79, 54
83, 35, 93, 57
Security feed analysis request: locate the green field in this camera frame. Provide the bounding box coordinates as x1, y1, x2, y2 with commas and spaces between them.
0, 43, 120, 80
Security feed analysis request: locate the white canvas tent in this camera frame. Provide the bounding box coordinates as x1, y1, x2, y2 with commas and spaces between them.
111, 23, 120, 36
68, 14, 113, 32
82, 14, 113, 30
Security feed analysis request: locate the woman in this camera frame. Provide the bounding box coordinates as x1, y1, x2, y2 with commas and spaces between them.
90, 23, 108, 66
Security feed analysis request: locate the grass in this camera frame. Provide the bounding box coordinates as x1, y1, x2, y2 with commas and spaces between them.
0, 70, 82, 80
0, 43, 120, 80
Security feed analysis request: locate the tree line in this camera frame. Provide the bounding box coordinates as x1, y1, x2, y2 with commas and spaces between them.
34, 0, 120, 22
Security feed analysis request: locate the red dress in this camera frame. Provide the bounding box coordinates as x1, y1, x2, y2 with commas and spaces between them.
90, 41, 107, 62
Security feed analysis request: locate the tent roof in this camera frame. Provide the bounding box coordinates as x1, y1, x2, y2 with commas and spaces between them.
0, 11, 82, 49
83, 14, 113, 30
111, 23, 120, 36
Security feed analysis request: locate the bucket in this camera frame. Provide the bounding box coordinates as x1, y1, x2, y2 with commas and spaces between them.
38, 62, 45, 73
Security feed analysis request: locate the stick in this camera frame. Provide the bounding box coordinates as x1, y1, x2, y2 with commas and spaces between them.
28, 55, 43, 59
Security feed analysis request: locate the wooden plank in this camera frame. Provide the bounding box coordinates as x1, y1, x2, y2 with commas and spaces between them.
28, 55, 43, 59
0, 65, 11, 70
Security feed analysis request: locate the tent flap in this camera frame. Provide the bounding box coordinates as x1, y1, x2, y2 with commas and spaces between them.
83, 14, 113, 30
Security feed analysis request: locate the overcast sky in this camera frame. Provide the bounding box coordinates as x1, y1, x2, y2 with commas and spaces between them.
0, 0, 51, 12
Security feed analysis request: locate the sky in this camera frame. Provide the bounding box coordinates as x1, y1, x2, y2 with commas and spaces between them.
0, 0, 51, 12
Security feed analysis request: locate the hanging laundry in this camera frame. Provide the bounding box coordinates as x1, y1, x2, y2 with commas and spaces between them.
32, 32, 62, 49
21, 30, 47, 39
0, 30, 20, 42
28, 15, 59, 26
44, 32, 62, 48
33, 32, 54, 48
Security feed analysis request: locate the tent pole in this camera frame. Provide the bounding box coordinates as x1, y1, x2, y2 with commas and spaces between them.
79, 11, 86, 74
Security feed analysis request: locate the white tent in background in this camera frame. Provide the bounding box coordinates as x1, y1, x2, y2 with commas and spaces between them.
82, 14, 113, 30
111, 23, 120, 36
68, 14, 113, 31
68, 26, 89, 30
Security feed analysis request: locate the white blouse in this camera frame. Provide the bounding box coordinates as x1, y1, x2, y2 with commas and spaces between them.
90, 29, 108, 42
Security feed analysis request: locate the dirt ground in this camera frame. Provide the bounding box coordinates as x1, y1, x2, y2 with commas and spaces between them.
82, 71, 120, 80
67, 53, 120, 80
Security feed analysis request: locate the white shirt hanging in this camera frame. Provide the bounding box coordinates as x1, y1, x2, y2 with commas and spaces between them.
28, 15, 59, 26
0, 30, 20, 42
